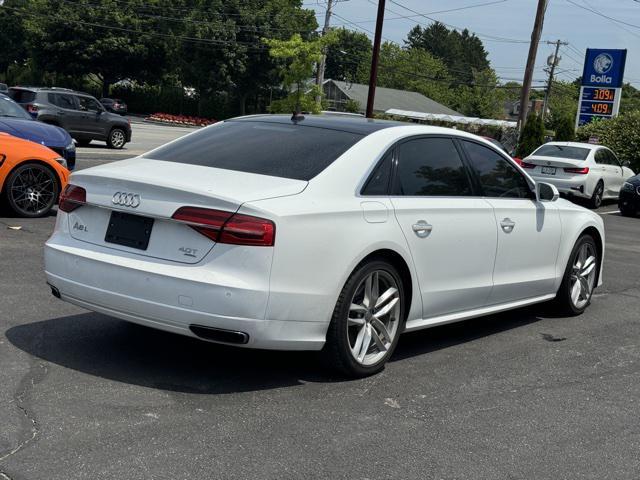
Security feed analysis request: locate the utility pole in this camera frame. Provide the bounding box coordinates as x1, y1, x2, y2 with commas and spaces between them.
366, 0, 386, 118
315, 0, 335, 104
542, 39, 568, 119
517, 0, 547, 130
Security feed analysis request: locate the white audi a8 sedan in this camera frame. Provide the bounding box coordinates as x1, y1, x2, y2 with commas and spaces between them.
45, 115, 605, 377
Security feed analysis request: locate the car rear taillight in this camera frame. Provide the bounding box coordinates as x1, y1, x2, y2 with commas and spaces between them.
563, 167, 590, 174
521, 161, 536, 169
26, 104, 38, 113
172, 207, 275, 246
59, 184, 86, 212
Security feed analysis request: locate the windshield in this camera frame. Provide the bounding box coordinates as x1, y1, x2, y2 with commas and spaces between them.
0, 96, 32, 120
144, 120, 364, 181
533, 144, 590, 160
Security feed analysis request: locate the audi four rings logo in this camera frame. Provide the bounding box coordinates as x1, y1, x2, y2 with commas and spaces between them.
112, 192, 141, 208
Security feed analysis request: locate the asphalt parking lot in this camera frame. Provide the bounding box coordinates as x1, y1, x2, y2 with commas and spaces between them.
1, 122, 640, 479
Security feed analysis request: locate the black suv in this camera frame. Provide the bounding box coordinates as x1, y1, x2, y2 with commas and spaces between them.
9, 87, 132, 149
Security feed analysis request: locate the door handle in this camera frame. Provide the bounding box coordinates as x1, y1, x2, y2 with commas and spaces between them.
412, 221, 433, 238
500, 218, 515, 233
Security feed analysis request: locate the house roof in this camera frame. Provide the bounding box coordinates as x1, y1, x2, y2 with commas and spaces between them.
326, 79, 462, 116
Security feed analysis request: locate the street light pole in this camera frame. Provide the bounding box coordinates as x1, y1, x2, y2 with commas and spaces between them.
366, 0, 386, 118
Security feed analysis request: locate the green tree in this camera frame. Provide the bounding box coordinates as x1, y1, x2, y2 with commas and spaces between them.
23, 0, 176, 96
554, 115, 575, 141
405, 22, 489, 86
264, 32, 335, 113
620, 83, 640, 114
577, 112, 640, 171
0, 0, 28, 80
546, 80, 579, 130
453, 69, 505, 118
516, 112, 545, 158
376, 42, 451, 106
324, 27, 371, 83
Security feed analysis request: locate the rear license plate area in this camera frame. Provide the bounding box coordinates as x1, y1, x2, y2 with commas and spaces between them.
541, 166, 556, 175
105, 211, 154, 250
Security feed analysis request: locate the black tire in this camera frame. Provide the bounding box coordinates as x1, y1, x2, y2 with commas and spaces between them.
2, 162, 59, 218
588, 181, 604, 209
554, 234, 599, 315
324, 259, 406, 378
107, 128, 126, 149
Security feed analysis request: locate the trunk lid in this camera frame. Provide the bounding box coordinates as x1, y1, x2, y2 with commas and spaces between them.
524, 155, 588, 169
66, 158, 306, 263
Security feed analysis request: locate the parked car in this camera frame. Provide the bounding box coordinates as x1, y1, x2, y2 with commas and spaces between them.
100, 97, 127, 115
45, 115, 604, 377
0, 94, 75, 170
619, 173, 640, 217
522, 142, 635, 208
8, 87, 132, 149
0, 132, 69, 217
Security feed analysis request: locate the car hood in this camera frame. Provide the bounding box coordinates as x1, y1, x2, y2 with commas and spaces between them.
626, 174, 640, 185
0, 118, 71, 146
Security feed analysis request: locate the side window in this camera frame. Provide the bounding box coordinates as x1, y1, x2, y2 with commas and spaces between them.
462, 140, 533, 199
606, 150, 620, 167
362, 150, 393, 195
78, 96, 102, 112
50, 93, 76, 110
594, 149, 608, 165
394, 137, 472, 196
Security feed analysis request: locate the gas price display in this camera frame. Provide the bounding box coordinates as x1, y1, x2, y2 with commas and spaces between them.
582, 88, 616, 102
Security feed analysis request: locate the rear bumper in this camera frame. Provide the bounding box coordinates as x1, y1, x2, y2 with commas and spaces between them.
44, 234, 327, 351
529, 174, 590, 198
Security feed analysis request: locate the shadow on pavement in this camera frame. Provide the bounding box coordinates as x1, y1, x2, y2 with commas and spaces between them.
6, 305, 559, 394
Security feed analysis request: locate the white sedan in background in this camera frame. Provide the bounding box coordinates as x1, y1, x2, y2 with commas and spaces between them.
522, 141, 635, 208
45, 116, 605, 377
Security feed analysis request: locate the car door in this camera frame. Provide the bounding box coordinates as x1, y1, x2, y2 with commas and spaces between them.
459, 139, 562, 305
603, 149, 624, 196
389, 136, 498, 319
77, 96, 106, 137
49, 93, 82, 134
593, 148, 616, 197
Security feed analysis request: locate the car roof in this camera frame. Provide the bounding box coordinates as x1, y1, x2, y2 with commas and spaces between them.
229, 114, 407, 135
539, 141, 603, 151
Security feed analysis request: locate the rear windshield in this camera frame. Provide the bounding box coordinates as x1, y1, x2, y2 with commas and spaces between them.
8, 89, 36, 103
144, 120, 364, 181
0, 96, 32, 120
533, 144, 590, 160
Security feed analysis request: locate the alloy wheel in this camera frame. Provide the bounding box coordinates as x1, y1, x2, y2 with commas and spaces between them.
347, 270, 401, 366
569, 242, 597, 309
8, 165, 56, 216
110, 129, 125, 148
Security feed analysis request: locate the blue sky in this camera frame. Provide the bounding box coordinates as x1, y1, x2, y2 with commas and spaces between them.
309, 0, 640, 89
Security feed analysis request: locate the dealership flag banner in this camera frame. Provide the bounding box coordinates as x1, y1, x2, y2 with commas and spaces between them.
576, 48, 627, 129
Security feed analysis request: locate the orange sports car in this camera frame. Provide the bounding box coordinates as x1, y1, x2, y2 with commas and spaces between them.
0, 132, 70, 217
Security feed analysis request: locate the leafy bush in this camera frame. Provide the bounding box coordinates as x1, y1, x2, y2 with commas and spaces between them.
516, 112, 545, 158
554, 115, 575, 141
576, 111, 640, 171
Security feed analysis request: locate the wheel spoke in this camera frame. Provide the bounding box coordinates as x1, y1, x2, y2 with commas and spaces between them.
375, 297, 399, 318
371, 328, 388, 352
579, 277, 591, 299
371, 317, 391, 344
375, 287, 398, 309
357, 325, 372, 363
571, 279, 581, 305
581, 256, 596, 277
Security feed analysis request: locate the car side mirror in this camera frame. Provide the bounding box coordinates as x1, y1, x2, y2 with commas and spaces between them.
536, 182, 559, 202
622, 160, 631, 168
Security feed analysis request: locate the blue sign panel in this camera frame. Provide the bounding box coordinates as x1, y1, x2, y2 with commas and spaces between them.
581, 49, 627, 87
578, 114, 598, 126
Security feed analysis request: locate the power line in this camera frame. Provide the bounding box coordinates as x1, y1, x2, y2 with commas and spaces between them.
566, 0, 640, 33
386, 0, 530, 44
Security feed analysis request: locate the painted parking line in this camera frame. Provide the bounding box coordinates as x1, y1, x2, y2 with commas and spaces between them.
599, 210, 620, 215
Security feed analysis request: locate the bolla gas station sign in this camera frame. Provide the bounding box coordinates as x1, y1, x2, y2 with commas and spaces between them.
576, 48, 627, 128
